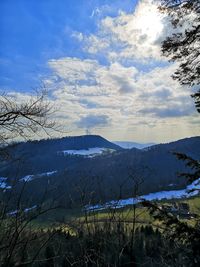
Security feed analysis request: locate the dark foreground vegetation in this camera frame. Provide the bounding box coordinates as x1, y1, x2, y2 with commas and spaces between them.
1, 213, 199, 267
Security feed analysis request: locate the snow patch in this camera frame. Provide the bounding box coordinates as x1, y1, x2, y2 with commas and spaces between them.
0, 177, 11, 190
8, 205, 37, 216
20, 175, 34, 182
59, 147, 114, 157
87, 178, 200, 211
20, 171, 57, 182
24, 205, 37, 212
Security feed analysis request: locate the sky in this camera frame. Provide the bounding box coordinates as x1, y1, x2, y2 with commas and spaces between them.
0, 0, 199, 143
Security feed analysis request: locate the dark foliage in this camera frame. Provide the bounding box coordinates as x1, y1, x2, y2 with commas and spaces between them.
142, 150, 200, 266
192, 90, 200, 113
173, 152, 200, 182
1, 222, 195, 267
142, 200, 200, 266
160, 0, 200, 86
160, 0, 200, 112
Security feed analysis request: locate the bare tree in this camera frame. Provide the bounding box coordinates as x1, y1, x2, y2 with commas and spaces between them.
0, 89, 56, 146
0, 88, 62, 266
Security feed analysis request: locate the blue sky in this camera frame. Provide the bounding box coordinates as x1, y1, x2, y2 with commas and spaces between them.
0, 0, 199, 142
0, 0, 136, 91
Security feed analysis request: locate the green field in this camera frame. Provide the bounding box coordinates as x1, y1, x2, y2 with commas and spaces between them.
31, 196, 200, 232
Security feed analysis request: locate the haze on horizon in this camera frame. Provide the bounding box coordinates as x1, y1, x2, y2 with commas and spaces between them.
0, 0, 199, 143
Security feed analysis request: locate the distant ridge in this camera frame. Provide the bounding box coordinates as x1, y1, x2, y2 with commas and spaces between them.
113, 141, 155, 149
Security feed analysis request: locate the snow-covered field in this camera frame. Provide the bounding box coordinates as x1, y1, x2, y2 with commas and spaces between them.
60, 147, 114, 157
0, 177, 11, 190
0, 171, 57, 188
8, 205, 37, 216
87, 178, 200, 211
20, 170, 57, 182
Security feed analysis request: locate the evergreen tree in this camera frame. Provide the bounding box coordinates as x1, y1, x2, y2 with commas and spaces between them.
160, 0, 200, 111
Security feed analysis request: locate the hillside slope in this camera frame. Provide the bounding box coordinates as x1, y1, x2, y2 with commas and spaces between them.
1, 136, 200, 208
1, 135, 121, 177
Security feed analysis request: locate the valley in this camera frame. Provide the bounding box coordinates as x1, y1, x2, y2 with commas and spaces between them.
1, 135, 200, 214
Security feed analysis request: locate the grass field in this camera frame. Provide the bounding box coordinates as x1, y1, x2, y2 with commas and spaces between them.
32, 196, 200, 231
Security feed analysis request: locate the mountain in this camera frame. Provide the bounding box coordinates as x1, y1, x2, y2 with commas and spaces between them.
13, 134, 121, 153
0, 135, 122, 179
1, 135, 200, 208
113, 141, 156, 149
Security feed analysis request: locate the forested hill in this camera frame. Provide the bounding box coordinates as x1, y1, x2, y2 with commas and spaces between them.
58, 136, 200, 200
0, 135, 122, 178
0, 135, 200, 207
10, 134, 121, 154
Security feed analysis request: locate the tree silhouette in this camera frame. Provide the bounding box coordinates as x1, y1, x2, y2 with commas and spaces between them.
160, 0, 200, 112
0, 90, 55, 146
141, 2, 200, 264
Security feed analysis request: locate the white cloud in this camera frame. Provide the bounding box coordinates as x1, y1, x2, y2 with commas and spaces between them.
2, 0, 198, 142
42, 56, 198, 142
76, 114, 110, 129
75, 0, 169, 62
7, 1, 199, 142
48, 58, 99, 84
48, 57, 138, 96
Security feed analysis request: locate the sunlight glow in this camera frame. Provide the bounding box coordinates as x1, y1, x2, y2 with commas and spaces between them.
133, 1, 164, 43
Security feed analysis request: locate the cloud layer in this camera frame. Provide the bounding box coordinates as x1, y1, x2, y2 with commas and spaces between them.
73, 0, 167, 63
2, 0, 199, 142
43, 55, 198, 142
